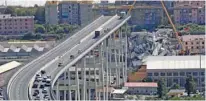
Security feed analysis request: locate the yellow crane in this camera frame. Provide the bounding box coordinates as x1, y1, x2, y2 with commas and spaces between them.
160, 1, 188, 55
127, 0, 137, 15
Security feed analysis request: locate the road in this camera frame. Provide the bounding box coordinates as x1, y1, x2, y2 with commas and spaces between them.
49, 16, 131, 100
7, 15, 113, 100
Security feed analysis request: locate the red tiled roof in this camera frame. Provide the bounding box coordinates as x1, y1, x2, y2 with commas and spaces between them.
124, 82, 158, 88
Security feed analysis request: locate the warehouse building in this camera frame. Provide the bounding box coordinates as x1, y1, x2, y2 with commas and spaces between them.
0, 61, 22, 87
144, 56, 205, 92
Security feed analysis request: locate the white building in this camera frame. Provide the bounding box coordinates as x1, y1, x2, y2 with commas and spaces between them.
124, 82, 158, 95
144, 56, 205, 91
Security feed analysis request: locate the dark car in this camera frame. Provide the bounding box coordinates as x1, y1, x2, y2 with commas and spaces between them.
41, 70, 46, 75
70, 55, 74, 59
39, 84, 44, 89
32, 84, 38, 88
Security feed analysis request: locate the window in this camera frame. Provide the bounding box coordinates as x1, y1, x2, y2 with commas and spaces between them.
197, 46, 199, 49
191, 42, 193, 45
202, 46, 204, 49
185, 42, 188, 45
161, 73, 165, 76
196, 42, 199, 44
191, 46, 194, 49
167, 72, 172, 76
154, 72, 159, 76
193, 72, 198, 76
147, 73, 153, 76
202, 42, 204, 44
173, 72, 178, 76
200, 72, 204, 76
201, 78, 205, 82
186, 72, 191, 76
180, 72, 185, 76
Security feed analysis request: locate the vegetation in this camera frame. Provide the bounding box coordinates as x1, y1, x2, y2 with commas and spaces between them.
4, 5, 45, 24
157, 79, 167, 98
177, 23, 205, 35
185, 75, 196, 96
170, 83, 180, 89
142, 78, 153, 82
168, 94, 205, 100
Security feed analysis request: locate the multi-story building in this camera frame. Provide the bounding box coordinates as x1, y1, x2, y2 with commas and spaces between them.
145, 56, 205, 92
58, 1, 94, 26
93, 5, 163, 29
0, 14, 34, 35
45, 1, 59, 25
173, 1, 205, 25
181, 35, 205, 54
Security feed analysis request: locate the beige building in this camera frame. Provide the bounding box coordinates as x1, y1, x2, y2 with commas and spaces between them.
181, 35, 205, 54
0, 14, 34, 35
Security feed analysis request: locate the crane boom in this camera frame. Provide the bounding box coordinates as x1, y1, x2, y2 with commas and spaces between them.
128, 0, 137, 15
160, 1, 185, 51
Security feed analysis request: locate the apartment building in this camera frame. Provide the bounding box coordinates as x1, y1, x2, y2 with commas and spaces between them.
173, 1, 205, 25
145, 56, 205, 92
182, 35, 205, 54
45, 1, 59, 25
0, 14, 34, 35
58, 1, 94, 26
93, 5, 163, 29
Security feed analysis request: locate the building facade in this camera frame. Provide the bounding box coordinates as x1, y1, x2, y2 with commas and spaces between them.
181, 35, 205, 54
58, 1, 94, 26
0, 14, 34, 35
124, 82, 157, 95
173, 1, 205, 25
45, 1, 59, 25
145, 56, 205, 92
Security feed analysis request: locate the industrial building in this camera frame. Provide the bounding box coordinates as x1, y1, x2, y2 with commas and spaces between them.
0, 61, 22, 87
144, 56, 205, 92
0, 41, 55, 57
0, 14, 34, 35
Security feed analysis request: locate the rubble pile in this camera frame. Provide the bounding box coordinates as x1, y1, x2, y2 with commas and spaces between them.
128, 28, 178, 68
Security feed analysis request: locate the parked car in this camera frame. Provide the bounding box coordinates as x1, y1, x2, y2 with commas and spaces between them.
70, 55, 74, 59
40, 84, 44, 89
42, 89, 47, 93
32, 84, 38, 88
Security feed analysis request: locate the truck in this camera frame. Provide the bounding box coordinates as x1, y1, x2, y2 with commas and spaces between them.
93, 27, 103, 39
119, 11, 126, 19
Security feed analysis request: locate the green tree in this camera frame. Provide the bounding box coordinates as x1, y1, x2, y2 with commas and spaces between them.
142, 78, 153, 82
34, 7, 45, 24
171, 83, 180, 89
4, 6, 16, 16
56, 27, 64, 34
157, 79, 167, 98
185, 75, 196, 96
35, 24, 45, 33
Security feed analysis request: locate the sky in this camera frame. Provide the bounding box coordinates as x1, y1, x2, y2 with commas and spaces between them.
0, 0, 116, 7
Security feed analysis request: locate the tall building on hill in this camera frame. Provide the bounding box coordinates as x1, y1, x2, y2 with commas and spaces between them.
173, 1, 205, 25
45, 1, 59, 25
58, 1, 94, 26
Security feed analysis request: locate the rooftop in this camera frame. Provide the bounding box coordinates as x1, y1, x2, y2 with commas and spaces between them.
111, 89, 127, 94
181, 35, 205, 41
0, 61, 21, 74
124, 82, 158, 88
0, 14, 34, 19
144, 56, 205, 69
